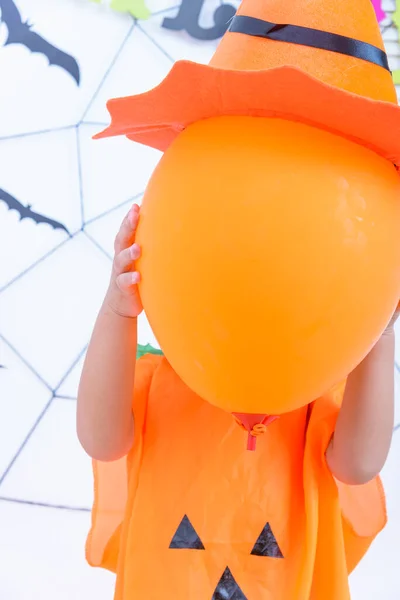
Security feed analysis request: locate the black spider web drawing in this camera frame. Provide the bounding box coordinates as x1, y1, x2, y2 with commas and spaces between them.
0, 3, 180, 513
0, 0, 399, 514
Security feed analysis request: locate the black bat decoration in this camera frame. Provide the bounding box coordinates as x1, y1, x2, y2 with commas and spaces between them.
0, 188, 70, 234
0, 0, 80, 85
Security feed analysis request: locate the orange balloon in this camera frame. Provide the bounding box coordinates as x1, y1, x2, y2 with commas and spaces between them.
136, 117, 400, 414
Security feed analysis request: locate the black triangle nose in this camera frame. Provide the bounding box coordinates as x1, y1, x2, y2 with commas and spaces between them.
212, 567, 248, 600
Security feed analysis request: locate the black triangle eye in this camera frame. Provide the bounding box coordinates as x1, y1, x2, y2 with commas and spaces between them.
169, 515, 205, 550
251, 523, 284, 558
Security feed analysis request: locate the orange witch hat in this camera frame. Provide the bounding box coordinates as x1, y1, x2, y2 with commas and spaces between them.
96, 0, 400, 165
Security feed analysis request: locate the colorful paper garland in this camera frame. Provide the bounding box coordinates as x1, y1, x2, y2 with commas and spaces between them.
87, 0, 392, 39
371, 0, 386, 23
90, 0, 150, 20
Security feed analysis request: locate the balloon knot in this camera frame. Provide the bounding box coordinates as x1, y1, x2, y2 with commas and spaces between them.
233, 417, 267, 437
233, 413, 279, 451
249, 423, 268, 437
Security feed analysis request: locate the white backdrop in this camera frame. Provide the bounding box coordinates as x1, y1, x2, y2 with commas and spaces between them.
0, 1, 400, 598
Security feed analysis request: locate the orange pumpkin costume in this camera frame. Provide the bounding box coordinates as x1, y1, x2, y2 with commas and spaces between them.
86, 354, 386, 599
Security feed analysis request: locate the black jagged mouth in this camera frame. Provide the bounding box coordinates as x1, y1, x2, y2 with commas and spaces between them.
212, 567, 247, 600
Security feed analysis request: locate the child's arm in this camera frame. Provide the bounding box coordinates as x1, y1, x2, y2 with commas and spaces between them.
77, 205, 143, 462
326, 309, 398, 485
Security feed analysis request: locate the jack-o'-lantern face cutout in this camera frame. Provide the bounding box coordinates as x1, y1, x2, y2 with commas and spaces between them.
169, 515, 284, 599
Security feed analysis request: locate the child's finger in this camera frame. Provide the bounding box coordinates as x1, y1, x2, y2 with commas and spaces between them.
114, 205, 140, 254
116, 271, 141, 293
114, 244, 141, 275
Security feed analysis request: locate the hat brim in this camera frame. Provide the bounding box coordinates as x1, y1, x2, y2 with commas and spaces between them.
95, 62, 400, 166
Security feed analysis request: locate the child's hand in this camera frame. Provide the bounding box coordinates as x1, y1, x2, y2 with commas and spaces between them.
382, 301, 400, 335
106, 204, 143, 318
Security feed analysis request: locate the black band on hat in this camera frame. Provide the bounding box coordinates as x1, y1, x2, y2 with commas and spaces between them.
229, 15, 390, 71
